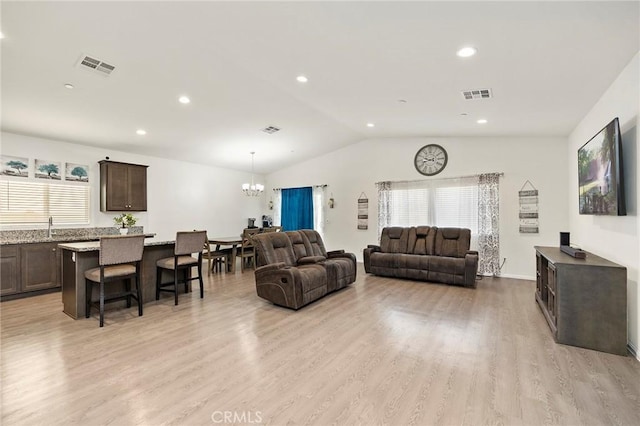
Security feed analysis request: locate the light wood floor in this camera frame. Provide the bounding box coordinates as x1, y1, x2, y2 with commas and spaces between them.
2, 263, 639, 425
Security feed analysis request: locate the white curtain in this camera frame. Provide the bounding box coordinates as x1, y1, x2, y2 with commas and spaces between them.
477, 173, 501, 276
272, 189, 282, 226
312, 185, 326, 238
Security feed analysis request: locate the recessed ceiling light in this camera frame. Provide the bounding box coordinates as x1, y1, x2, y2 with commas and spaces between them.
366, 123, 375, 128
477, 119, 488, 124
178, 95, 190, 104
460, 113, 468, 116
136, 129, 147, 135
296, 75, 308, 83
64, 83, 74, 89
456, 47, 477, 58
398, 99, 407, 103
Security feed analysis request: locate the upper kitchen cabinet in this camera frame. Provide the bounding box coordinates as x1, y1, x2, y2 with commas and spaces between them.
99, 160, 148, 211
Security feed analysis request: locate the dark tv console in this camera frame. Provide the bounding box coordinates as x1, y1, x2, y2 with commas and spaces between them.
535, 246, 627, 355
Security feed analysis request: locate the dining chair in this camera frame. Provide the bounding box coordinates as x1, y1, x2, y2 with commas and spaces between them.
84, 234, 145, 327
156, 230, 206, 305
237, 228, 259, 272
202, 240, 228, 275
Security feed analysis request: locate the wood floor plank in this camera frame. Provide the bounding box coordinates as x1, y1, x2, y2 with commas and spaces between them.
2, 264, 640, 425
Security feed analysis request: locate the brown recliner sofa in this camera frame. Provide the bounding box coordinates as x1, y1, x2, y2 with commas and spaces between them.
252, 230, 357, 309
363, 226, 478, 288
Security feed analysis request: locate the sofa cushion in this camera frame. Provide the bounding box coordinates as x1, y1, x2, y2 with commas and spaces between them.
434, 228, 471, 258
396, 254, 430, 281
408, 226, 436, 255
253, 232, 297, 267
300, 229, 327, 257
297, 264, 327, 293
369, 252, 398, 276
324, 258, 353, 292
286, 231, 311, 261
380, 227, 409, 253
428, 255, 466, 285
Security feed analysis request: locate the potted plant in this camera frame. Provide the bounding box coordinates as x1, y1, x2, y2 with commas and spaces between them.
113, 213, 138, 234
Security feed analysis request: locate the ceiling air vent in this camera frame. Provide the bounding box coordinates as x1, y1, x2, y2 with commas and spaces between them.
261, 126, 281, 134
462, 88, 492, 100
76, 54, 116, 76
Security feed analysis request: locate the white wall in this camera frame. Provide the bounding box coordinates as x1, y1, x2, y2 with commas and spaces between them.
0, 132, 264, 241
266, 135, 569, 279
568, 52, 640, 354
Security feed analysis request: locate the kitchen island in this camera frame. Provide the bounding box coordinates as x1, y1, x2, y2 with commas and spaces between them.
59, 238, 176, 319
0, 226, 152, 300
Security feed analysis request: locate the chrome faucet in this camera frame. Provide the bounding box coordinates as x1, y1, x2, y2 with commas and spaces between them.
47, 216, 54, 238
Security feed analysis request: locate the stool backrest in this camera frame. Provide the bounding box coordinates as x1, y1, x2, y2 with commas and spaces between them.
175, 231, 207, 255
99, 235, 145, 266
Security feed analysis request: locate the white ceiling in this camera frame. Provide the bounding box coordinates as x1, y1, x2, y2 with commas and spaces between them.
1, 1, 638, 174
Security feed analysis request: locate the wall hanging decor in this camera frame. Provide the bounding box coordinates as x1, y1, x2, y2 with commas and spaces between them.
65, 163, 89, 183
357, 192, 368, 230
35, 159, 61, 180
519, 180, 539, 233
0, 155, 29, 178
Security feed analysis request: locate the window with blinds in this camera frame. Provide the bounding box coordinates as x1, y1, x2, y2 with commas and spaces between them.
0, 180, 90, 225
385, 177, 479, 233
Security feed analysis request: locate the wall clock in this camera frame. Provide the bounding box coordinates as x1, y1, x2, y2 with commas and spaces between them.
414, 144, 448, 176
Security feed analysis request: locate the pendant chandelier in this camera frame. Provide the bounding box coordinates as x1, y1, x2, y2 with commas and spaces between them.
242, 151, 264, 196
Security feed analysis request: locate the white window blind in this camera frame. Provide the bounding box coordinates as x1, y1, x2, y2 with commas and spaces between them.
384, 176, 478, 233
0, 180, 90, 225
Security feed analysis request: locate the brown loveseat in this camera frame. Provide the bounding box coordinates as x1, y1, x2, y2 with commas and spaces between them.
252, 230, 357, 309
363, 226, 478, 288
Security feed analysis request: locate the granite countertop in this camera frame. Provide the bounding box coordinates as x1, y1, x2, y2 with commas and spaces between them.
0, 226, 151, 245
58, 238, 174, 252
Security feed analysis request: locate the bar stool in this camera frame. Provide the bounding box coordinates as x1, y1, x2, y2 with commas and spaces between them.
156, 230, 206, 305
84, 234, 145, 327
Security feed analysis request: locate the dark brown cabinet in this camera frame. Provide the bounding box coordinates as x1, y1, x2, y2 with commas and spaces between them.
99, 160, 148, 211
1, 242, 60, 299
21, 242, 58, 292
535, 246, 627, 355
0, 245, 20, 296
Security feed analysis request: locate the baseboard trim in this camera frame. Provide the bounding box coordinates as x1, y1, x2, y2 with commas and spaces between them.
485, 273, 535, 281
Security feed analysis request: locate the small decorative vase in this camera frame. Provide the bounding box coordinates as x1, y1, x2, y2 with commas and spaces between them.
119, 227, 128, 235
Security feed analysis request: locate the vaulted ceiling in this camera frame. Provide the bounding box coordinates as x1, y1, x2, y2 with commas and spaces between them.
1, 1, 638, 173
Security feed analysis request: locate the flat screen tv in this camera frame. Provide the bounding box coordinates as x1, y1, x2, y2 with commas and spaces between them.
578, 117, 626, 215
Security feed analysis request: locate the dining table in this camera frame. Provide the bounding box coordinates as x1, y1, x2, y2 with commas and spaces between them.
208, 236, 243, 273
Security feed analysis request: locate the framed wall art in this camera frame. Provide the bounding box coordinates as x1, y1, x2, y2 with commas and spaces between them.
35, 159, 62, 180
1, 155, 29, 178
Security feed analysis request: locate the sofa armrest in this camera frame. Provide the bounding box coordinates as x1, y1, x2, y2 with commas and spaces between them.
464, 251, 479, 288
327, 251, 356, 261
298, 255, 326, 265
255, 263, 304, 309
255, 262, 287, 273
363, 245, 381, 274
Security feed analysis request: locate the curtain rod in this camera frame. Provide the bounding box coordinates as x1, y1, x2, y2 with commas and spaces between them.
375, 172, 503, 186
272, 184, 327, 191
